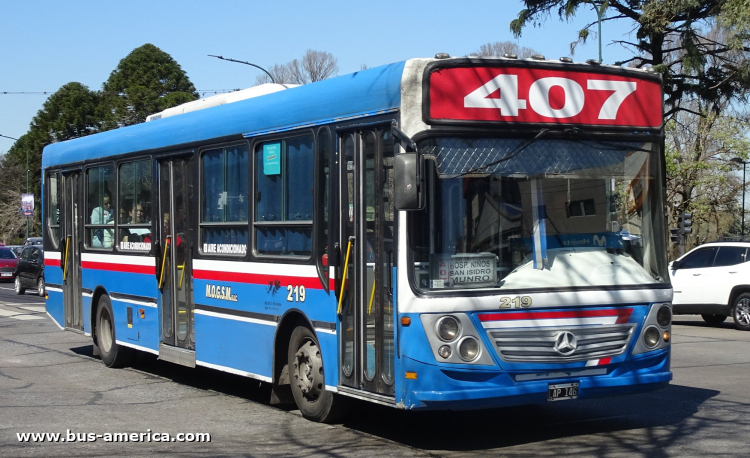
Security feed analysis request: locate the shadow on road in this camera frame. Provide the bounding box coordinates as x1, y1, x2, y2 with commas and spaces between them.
68, 344, 719, 454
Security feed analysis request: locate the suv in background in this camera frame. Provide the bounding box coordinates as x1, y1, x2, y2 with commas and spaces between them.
15, 245, 44, 296
24, 237, 43, 246
669, 242, 750, 330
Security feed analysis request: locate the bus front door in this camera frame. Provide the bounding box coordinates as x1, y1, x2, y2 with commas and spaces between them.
339, 127, 396, 396
61, 171, 83, 331
157, 156, 195, 366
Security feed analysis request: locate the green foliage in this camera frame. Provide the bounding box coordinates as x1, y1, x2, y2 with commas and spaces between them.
101, 44, 198, 128
511, 1, 750, 117
0, 44, 198, 239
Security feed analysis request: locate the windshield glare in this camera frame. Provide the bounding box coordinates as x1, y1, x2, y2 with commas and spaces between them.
410, 136, 668, 292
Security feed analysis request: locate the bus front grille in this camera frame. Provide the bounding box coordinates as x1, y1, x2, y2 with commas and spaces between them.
489, 324, 635, 363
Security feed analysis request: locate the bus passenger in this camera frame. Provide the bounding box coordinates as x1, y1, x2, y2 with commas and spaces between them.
91, 192, 114, 248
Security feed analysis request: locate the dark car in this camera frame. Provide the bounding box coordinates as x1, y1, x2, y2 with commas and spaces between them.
24, 237, 43, 246
0, 247, 18, 281
14, 245, 44, 296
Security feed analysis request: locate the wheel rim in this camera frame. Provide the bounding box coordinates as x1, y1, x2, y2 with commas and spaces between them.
37, 278, 44, 295
292, 338, 324, 402
99, 309, 113, 353
14, 277, 20, 292
737, 298, 750, 326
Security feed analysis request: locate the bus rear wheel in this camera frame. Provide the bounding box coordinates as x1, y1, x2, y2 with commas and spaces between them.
95, 295, 132, 368
288, 326, 349, 422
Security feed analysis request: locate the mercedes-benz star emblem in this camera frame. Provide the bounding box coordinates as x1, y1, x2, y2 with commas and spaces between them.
553, 331, 578, 355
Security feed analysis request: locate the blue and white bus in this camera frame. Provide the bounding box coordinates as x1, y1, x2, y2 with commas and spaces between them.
43, 55, 672, 422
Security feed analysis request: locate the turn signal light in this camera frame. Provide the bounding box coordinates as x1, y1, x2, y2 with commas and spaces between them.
139, 309, 145, 319
662, 331, 670, 342
400, 317, 411, 326
405, 372, 418, 379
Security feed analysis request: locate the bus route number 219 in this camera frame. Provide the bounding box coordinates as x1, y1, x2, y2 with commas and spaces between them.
499, 296, 532, 309
287, 285, 306, 303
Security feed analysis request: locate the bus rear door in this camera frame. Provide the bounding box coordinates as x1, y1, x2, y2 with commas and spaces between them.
156, 156, 195, 366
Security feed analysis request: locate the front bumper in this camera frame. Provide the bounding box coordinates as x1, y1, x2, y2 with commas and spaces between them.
399, 348, 671, 410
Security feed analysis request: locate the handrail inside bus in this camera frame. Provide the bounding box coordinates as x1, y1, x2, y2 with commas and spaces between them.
63, 236, 70, 281
337, 237, 354, 315
368, 278, 376, 315
158, 236, 170, 289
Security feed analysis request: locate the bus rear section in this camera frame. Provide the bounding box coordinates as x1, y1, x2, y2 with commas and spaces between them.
391, 58, 672, 410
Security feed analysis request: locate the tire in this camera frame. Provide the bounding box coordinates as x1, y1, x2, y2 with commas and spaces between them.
36, 276, 45, 297
701, 314, 727, 325
732, 293, 750, 331
14, 276, 25, 295
95, 295, 132, 367
288, 326, 349, 422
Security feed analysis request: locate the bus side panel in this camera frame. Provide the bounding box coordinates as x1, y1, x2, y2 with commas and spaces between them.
43, 252, 65, 328
194, 314, 274, 379
81, 257, 159, 350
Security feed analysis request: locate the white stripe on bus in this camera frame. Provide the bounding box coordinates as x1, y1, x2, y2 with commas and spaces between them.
81, 253, 154, 266
116, 340, 159, 355
193, 259, 318, 277
195, 360, 272, 382
194, 308, 278, 327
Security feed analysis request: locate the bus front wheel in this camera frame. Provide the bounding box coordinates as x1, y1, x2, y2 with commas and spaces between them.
95, 295, 132, 368
288, 326, 349, 422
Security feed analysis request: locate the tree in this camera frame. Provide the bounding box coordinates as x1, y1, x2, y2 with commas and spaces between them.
101, 43, 198, 128
665, 104, 750, 255
255, 49, 339, 85
0, 159, 34, 243
510, 1, 750, 118
1, 82, 101, 234
473, 40, 538, 58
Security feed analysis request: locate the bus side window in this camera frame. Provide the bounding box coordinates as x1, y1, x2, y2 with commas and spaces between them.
254, 134, 314, 257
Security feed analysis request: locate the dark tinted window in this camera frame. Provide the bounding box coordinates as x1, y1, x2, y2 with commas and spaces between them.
713, 246, 748, 267
30, 248, 40, 262
680, 247, 717, 269
0, 248, 16, 259
21, 248, 31, 261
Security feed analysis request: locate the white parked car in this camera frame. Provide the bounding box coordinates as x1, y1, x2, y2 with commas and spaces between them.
669, 242, 750, 330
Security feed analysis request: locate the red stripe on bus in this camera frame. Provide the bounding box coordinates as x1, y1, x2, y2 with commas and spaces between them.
478, 309, 633, 322
193, 269, 324, 290
45, 259, 61, 267
81, 261, 155, 275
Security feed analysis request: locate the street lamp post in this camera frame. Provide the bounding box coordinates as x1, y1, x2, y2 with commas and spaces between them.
0, 133, 28, 240
731, 157, 748, 237
207, 55, 277, 84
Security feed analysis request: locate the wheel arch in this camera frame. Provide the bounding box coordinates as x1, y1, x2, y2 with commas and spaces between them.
90, 285, 110, 341
270, 308, 318, 404
728, 286, 750, 309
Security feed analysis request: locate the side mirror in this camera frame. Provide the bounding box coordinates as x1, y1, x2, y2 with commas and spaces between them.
394, 153, 425, 211
671, 260, 681, 270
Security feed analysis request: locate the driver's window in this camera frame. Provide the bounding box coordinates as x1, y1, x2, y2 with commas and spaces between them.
680, 247, 717, 269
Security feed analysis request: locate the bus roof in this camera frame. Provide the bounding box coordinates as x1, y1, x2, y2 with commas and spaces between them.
42, 60, 406, 168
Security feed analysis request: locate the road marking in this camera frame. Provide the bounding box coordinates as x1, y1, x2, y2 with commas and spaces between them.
0, 301, 45, 307
0, 309, 21, 317
11, 314, 45, 320
17, 305, 46, 312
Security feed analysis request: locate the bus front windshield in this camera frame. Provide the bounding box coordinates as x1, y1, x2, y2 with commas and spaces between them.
410, 136, 668, 292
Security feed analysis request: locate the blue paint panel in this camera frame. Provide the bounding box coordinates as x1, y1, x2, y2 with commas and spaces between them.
45, 290, 64, 328
399, 349, 670, 410
42, 62, 405, 169
81, 266, 160, 350
195, 313, 275, 378
193, 278, 338, 325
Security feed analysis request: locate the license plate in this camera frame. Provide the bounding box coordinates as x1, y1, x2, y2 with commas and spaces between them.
548, 382, 579, 401
0, 272, 11, 277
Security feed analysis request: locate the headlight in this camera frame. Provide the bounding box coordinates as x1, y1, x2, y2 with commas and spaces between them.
643, 326, 660, 348
436, 316, 460, 342
458, 337, 480, 361
438, 345, 452, 359
656, 306, 672, 327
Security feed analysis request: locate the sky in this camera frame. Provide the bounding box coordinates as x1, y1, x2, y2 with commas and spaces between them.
0, 0, 638, 154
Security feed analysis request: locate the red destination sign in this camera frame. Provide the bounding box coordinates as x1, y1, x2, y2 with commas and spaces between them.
428, 66, 662, 128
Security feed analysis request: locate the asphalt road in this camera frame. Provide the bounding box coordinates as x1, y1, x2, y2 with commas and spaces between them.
1, 282, 748, 457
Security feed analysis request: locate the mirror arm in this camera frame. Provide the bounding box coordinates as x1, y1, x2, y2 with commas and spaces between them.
391, 120, 417, 152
